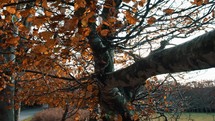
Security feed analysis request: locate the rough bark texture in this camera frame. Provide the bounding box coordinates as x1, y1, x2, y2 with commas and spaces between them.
0, 47, 15, 121
88, 0, 133, 120
0, 91, 14, 121
105, 30, 215, 89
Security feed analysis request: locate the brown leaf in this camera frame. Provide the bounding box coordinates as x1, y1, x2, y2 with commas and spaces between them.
34, 45, 47, 53
139, 0, 146, 6
6, 37, 20, 46
6, 6, 16, 14
147, 17, 156, 25
87, 85, 93, 92
42, 0, 48, 9
33, 17, 47, 27
123, 0, 131, 3
40, 31, 53, 40
100, 29, 110, 36
45, 11, 53, 17
64, 17, 79, 31
74, 0, 86, 10
124, 11, 137, 25
163, 8, 174, 15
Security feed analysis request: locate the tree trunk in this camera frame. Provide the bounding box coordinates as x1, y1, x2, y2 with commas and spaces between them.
0, 47, 15, 121
0, 101, 14, 121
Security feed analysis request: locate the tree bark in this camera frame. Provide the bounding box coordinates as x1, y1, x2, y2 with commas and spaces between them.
0, 47, 15, 121
105, 29, 215, 89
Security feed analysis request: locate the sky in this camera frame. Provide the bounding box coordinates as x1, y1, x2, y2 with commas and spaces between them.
168, 30, 215, 82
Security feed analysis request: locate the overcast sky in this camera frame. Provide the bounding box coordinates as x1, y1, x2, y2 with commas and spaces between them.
169, 30, 215, 82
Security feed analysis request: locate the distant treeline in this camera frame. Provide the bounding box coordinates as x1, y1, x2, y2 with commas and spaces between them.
177, 80, 215, 113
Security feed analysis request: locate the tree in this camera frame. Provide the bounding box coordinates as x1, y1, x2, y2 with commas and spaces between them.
0, 0, 215, 120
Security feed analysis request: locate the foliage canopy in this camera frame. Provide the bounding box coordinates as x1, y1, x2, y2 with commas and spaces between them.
0, 0, 215, 120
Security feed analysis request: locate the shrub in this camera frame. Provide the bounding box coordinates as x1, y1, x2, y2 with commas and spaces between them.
31, 108, 90, 121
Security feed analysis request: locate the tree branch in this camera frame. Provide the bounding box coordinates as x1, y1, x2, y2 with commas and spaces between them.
105, 29, 215, 89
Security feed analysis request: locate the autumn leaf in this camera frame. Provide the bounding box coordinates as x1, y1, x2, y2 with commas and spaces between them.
138, 0, 146, 7
6, 37, 20, 46
191, 0, 204, 6
45, 39, 56, 48
124, 11, 137, 25
212, 11, 215, 18
81, 27, 91, 37
108, 17, 117, 23
8, 83, 15, 87
100, 29, 110, 36
45, 11, 53, 17
33, 17, 47, 27
74, 0, 86, 10
164, 95, 167, 100
163, 8, 174, 15
40, 31, 53, 40
133, 113, 139, 121
147, 17, 156, 25
123, 0, 131, 3
203, 0, 209, 4
42, 0, 48, 9
64, 18, 79, 31
35, 0, 41, 6
15, 11, 21, 19
117, 114, 123, 121
87, 85, 93, 92
6, 6, 16, 14
34, 45, 47, 53
81, 17, 89, 27
0, 87, 4, 91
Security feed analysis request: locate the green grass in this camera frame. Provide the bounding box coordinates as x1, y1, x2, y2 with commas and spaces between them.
22, 113, 215, 121
22, 117, 32, 121
149, 113, 215, 121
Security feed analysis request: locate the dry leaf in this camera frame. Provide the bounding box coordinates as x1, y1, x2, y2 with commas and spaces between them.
147, 17, 156, 25
100, 29, 110, 36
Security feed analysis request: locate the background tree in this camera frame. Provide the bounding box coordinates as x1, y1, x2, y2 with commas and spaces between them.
0, 0, 215, 120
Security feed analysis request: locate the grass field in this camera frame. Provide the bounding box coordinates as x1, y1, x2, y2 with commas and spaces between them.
149, 113, 215, 121
22, 113, 215, 121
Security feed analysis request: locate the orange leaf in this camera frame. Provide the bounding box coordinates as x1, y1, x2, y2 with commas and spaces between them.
133, 114, 139, 121
8, 83, 15, 87
117, 114, 123, 121
6, 6, 16, 14
163, 8, 174, 15
45, 11, 53, 17
138, 0, 146, 6
191, 0, 203, 6
212, 11, 215, 18
74, 0, 86, 10
15, 11, 21, 19
0, 87, 4, 91
81, 17, 89, 27
123, 0, 131, 3
36, 0, 40, 6
33, 17, 47, 27
34, 45, 47, 53
87, 85, 93, 92
147, 17, 156, 25
100, 29, 110, 36
108, 17, 117, 23
204, 0, 209, 4
6, 37, 20, 46
81, 27, 91, 37
164, 95, 167, 100
40, 31, 53, 40
42, 0, 48, 9
64, 17, 79, 31
124, 11, 137, 25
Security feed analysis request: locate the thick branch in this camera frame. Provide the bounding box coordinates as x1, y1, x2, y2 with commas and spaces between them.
105, 30, 215, 89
